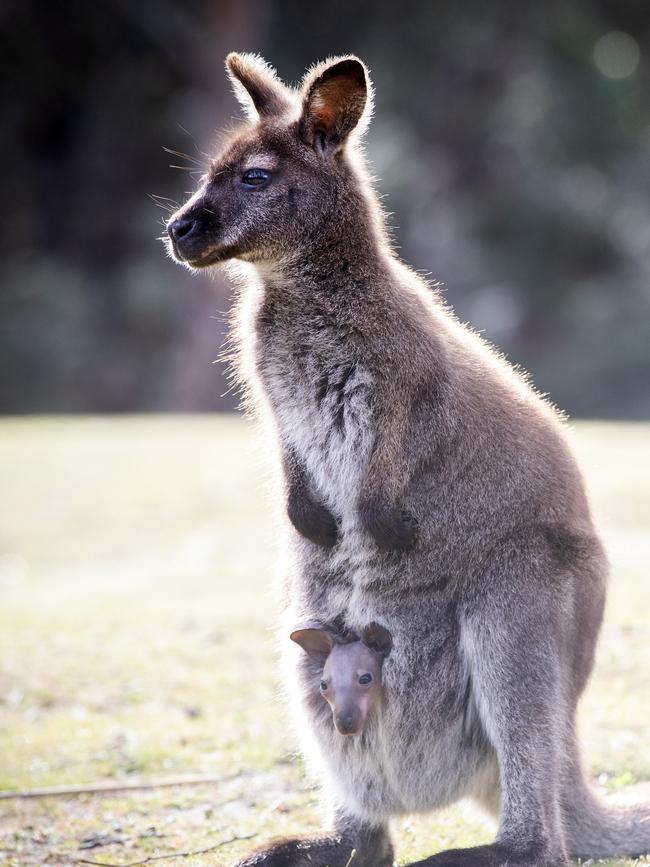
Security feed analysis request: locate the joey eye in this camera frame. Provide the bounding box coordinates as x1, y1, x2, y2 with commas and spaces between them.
358, 674, 372, 685
242, 168, 270, 188
319, 680, 328, 691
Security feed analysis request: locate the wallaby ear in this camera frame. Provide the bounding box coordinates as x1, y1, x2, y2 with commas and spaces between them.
362, 622, 393, 657
225, 52, 293, 121
290, 626, 334, 661
299, 56, 371, 155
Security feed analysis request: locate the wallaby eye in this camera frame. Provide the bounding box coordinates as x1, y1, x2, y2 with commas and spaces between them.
242, 168, 270, 188
358, 674, 372, 685
319, 680, 328, 691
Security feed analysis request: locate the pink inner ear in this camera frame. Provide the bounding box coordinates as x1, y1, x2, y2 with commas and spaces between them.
308, 76, 359, 136
314, 105, 336, 131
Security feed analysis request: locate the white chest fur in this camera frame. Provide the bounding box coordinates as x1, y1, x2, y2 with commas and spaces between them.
262, 347, 375, 523
260, 328, 380, 604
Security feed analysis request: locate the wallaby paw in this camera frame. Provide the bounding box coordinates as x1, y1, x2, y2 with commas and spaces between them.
360, 500, 419, 550
288, 491, 340, 548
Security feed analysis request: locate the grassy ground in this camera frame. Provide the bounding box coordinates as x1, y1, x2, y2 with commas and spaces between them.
0, 416, 648, 867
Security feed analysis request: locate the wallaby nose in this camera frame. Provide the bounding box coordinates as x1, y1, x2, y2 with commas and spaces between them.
167, 217, 198, 244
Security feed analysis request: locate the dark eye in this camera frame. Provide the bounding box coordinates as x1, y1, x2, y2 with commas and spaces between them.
358, 674, 372, 685
319, 680, 328, 691
242, 168, 270, 188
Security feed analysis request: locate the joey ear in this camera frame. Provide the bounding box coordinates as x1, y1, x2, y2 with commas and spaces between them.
290, 626, 334, 661
362, 622, 393, 657
300, 56, 371, 155
225, 52, 293, 120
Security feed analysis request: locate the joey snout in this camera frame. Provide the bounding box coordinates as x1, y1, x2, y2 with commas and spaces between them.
326, 690, 372, 736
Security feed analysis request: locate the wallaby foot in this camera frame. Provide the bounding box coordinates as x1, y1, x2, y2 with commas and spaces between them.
231, 823, 393, 867
402, 841, 568, 867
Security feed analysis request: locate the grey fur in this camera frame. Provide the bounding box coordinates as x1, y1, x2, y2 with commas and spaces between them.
165, 53, 650, 867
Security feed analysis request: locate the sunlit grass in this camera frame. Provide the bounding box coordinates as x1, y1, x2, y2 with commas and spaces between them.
0, 416, 648, 865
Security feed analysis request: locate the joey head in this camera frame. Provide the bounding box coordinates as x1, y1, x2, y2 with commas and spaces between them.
291, 622, 392, 736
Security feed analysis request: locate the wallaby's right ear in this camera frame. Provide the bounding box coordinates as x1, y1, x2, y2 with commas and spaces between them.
225, 52, 293, 121
299, 56, 372, 155
290, 626, 334, 661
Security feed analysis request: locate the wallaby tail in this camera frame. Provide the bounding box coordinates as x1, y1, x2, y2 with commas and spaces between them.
563, 771, 650, 859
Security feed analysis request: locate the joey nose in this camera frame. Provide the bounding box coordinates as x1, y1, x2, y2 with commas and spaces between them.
335, 712, 361, 736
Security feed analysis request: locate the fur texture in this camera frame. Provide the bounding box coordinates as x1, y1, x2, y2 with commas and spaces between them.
165, 53, 650, 867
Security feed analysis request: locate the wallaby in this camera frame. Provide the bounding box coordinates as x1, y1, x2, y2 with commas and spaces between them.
166, 53, 650, 867
290, 622, 392, 737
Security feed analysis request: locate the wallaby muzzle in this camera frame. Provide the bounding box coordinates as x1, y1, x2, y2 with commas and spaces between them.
167, 202, 220, 266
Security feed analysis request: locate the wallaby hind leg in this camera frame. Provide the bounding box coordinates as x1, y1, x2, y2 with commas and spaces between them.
231, 815, 393, 867
403, 542, 572, 867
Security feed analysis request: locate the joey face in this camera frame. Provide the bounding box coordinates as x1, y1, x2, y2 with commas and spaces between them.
165, 53, 371, 269
319, 641, 384, 736
290, 622, 392, 737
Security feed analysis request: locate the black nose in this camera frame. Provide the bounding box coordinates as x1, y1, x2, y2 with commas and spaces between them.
167, 217, 198, 243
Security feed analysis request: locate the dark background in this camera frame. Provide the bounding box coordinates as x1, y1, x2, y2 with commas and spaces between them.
2, 0, 649, 417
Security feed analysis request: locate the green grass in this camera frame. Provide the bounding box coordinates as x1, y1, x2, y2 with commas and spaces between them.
0, 416, 648, 866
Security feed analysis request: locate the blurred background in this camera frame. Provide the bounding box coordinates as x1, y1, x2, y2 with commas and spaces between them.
2, 0, 650, 418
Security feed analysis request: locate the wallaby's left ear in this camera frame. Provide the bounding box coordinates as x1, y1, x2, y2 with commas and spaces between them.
226, 52, 293, 121
362, 622, 393, 657
300, 56, 372, 155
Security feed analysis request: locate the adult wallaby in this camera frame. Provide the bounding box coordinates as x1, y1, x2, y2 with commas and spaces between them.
166, 53, 650, 867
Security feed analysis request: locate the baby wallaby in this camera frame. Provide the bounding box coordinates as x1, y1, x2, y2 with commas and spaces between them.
291, 622, 392, 736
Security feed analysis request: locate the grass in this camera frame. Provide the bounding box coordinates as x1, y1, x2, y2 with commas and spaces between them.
0, 415, 648, 866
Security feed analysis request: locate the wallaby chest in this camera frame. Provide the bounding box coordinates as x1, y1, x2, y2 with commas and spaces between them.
256, 313, 376, 523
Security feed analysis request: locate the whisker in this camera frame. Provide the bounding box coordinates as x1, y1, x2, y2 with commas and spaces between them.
176, 122, 195, 139
148, 194, 176, 214
162, 146, 203, 166
150, 203, 174, 214
150, 193, 179, 205
176, 123, 211, 159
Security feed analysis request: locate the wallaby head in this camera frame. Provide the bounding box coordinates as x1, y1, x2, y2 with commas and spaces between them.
291, 622, 392, 736
165, 53, 375, 269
